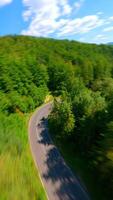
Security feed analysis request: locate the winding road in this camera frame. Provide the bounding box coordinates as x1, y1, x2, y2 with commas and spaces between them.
28, 102, 90, 200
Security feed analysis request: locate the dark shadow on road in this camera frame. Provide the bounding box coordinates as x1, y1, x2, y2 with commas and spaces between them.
38, 119, 90, 200
37, 119, 52, 146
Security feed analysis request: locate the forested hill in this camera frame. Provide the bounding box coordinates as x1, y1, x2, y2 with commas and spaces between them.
1, 35, 113, 113
0, 35, 113, 199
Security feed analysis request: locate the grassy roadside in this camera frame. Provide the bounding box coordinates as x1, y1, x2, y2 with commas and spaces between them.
0, 112, 47, 200
51, 137, 106, 200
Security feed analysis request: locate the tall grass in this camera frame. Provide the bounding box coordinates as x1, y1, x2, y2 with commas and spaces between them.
0, 113, 47, 200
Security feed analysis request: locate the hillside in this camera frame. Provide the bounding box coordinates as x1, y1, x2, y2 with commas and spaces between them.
1, 35, 113, 114
0, 35, 113, 200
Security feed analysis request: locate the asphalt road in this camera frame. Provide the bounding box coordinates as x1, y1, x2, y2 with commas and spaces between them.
28, 102, 90, 200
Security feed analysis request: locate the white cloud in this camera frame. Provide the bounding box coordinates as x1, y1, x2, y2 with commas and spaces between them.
0, 0, 12, 7
23, 9, 32, 21
22, 0, 85, 36
97, 12, 103, 15
23, 0, 62, 21
103, 26, 113, 32
92, 34, 108, 44
108, 16, 113, 21
74, 0, 84, 11
22, 0, 62, 35
59, 0, 72, 15
57, 15, 104, 37
96, 34, 107, 39
79, 37, 86, 42
21, 0, 112, 40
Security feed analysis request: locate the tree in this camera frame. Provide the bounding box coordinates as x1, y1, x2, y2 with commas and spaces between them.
49, 95, 75, 138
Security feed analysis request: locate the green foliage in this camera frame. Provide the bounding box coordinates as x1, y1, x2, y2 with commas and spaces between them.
48, 61, 75, 94
92, 78, 113, 100
0, 113, 47, 200
0, 91, 11, 113
49, 95, 75, 138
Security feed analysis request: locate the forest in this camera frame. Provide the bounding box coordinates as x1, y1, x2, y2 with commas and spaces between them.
0, 35, 113, 200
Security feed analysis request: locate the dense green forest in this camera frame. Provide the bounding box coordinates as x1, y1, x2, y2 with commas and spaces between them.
0, 35, 113, 199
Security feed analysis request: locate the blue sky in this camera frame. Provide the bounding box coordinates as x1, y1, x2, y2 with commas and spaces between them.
0, 0, 113, 43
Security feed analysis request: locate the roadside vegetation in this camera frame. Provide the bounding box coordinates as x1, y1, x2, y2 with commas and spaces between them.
0, 35, 113, 199
49, 89, 113, 200
0, 113, 47, 200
